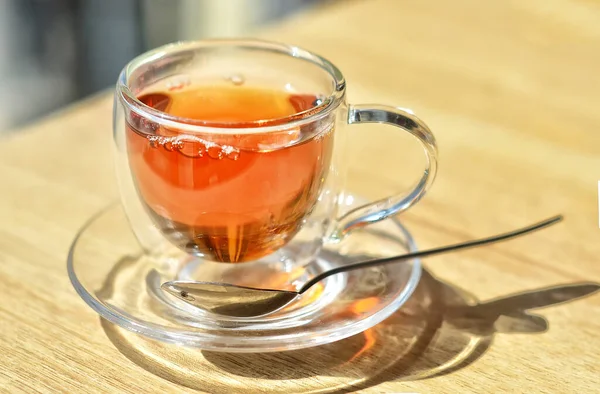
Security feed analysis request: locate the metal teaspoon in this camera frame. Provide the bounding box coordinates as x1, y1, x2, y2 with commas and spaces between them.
161, 215, 562, 318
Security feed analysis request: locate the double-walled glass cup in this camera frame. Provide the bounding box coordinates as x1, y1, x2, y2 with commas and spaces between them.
113, 39, 437, 286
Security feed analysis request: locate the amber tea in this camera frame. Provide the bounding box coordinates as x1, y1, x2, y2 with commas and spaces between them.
126, 84, 334, 263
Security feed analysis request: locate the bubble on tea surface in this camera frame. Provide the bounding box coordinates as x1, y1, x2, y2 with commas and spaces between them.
178, 137, 205, 158
222, 145, 240, 161
226, 150, 240, 161
227, 74, 245, 86
163, 138, 178, 151
207, 145, 224, 159
147, 135, 160, 148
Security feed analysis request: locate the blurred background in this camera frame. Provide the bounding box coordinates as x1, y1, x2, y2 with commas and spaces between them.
0, 0, 323, 134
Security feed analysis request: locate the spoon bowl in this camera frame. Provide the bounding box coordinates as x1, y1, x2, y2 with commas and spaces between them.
161, 281, 297, 318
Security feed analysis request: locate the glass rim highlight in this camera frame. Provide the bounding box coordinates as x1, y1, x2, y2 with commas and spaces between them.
116, 38, 346, 135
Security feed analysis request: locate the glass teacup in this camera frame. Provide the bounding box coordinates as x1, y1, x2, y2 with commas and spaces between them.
113, 39, 437, 277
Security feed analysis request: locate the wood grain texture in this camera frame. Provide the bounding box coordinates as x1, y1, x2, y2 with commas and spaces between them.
1, 0, 599, 392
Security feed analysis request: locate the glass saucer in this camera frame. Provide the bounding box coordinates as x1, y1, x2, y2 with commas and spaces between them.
68, 196, 421, 352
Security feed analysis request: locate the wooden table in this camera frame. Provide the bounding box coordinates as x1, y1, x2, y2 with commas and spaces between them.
1, 0, 599, 392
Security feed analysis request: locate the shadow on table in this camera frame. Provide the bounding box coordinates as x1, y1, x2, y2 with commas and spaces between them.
101, 269, 599, 394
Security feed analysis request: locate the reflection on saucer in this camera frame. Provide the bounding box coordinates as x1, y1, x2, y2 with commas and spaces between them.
70, 202, 422, 351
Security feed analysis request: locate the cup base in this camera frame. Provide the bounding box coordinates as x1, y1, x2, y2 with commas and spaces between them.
68, 195, 422, 352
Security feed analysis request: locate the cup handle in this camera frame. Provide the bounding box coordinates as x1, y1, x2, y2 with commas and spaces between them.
332, 104, 438, 239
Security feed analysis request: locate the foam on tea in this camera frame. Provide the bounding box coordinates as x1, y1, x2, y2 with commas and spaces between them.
126, 84, 334, 263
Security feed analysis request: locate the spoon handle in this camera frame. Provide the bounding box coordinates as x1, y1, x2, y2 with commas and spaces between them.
299, 215, 563, 294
